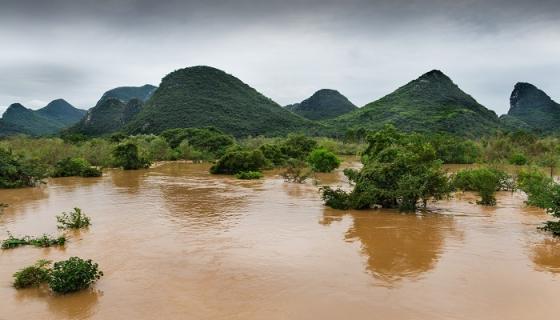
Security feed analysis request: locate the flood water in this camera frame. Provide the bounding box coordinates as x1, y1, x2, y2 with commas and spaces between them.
0, 161, 559, 319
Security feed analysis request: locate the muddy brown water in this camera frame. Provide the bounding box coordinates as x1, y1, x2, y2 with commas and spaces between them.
0, 161, 559, 319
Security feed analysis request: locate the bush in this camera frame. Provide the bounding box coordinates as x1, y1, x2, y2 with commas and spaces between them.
281, 159, 312, 183
0, 148, 47, 188
320, 186, 350, 209
161, 127, 235, 157
13, 260, 52, 289
509, 153, 528, 165
52, 157, 102, 178
210, 149, 267, 175
48, 257, 103, 294
280, 134, 318, 160
517, 168, 555, 208
259, 143, 288, 166
2, 233, 66, 249
235, 171, 263, 180
539, 221, 560, 236
307, 148, 341, 173
452, 167, 511, 205
112, 142, 150, 170
57, 208, 91, 229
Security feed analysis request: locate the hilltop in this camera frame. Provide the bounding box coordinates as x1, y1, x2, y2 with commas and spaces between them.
506, 82, 560, 133
285, 89, 357, 121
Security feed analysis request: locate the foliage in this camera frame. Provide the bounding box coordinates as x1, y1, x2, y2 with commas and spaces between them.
280, 134, 318, 160
539, 221, 560, 236
259, 143, 288, 166
112, 142, 151, 170
306, 148, 341, 172
48, 257, 104, 294
320, 186, 350, 210
12, 260, 52, 289
160, 127, 235, 157
52, 157, 102, 178
210, 149, 267, 175
285, 89, 357, 121
322, 125, 451, 212
0, 148, 47, 188
281, 159, 313, 183
57, 208, 91, 229
235, 171, 264, 180
508, 153, 528, 165
2, 233, 66, 249
452, 167, 512, 205
517, 168, 556, 209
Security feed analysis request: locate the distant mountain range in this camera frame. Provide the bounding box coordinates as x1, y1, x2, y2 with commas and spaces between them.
285, 89, 357, 121
1, 66, 558, 138
0, 99, 86, 136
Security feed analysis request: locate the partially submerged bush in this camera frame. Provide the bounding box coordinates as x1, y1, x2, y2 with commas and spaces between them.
235, 171, 263, 180
57, 208, 91, 229
517, 168, 556, 209
112, 142, 150, 170
452, 167, 512, 205
281, 159, 313, 183
2, 233, 66, 249
13, 257, 104, 293
48, 257, 104, 294
210, 149, 267, 175
539, 221, 560, 236
13, 260, 52, 289
52, 157, 102, 178
0, 148, 47, 188
320, 186, 350, 210
307, 148, 341, 173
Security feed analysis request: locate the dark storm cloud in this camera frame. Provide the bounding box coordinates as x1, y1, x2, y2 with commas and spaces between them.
0, 0, 559, 114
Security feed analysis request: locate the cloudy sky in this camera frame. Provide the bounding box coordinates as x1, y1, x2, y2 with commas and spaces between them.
0, 0, 559, 116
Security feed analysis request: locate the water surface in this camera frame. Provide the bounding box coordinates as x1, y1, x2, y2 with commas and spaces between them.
0, 161, 559, 319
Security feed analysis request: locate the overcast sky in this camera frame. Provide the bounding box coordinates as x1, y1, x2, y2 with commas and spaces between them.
0, 0, 559, 116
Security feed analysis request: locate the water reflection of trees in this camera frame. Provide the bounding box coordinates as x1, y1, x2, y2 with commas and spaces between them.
14, 287, 101, 319
321, 208, 455, 283
532, 237, 560, 273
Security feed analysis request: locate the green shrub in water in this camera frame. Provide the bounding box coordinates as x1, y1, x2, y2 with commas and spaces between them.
48, 257, 103, 294
306, 148, 341, 173
112, 142, 151, 170
235, 171, 263, 180
52, 157, 102, 178
281, 159, 312, 183
13, 260, 52, 289
57, 208, 91, 229
2, 233, 66, 249
210, 149, 267, 175
320, 186, 350, 210
452, 167, 512, 206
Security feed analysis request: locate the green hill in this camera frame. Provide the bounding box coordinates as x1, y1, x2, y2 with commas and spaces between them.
125, 66, 318, 137
506, 82, 560, 133
285, 89, 357, 121
0, 119, 26, 137
70, 98, 144, 136
36, 99, 86, 126
96, 84, 157, 105
327, 70, 500, 137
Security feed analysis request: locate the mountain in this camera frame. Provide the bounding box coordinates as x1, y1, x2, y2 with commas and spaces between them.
96, 84, 157, 105
506, 82, 560, 133
285, 89, 357, 121
0, 99, 86, 136
125, 66, 318, 137
36, 99, 87, 126
0, 119, 26, 137
70, 98, 144, 136
327, 70, 500, 137
499, 114, 532, 133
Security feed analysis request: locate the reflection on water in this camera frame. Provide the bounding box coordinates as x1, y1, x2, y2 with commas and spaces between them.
321, 209, 455, 283
14, 288, 101, 319
532, 237, 560, 273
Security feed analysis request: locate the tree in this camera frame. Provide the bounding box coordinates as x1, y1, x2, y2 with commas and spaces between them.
307, 148, 341, 173
452, 167, 511, 205
0, 148, 47, 188
210, 149, 267, 175
112, 142, 151, 170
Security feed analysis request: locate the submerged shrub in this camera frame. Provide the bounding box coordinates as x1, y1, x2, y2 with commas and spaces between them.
57, 208, 91, 229
2, 233, 66, 249
452, 167, 511, 206
306, 148, 341, 173
52, 157, 102, 178
48, 257, 103, 294
539, 221, 560, 236
320, 186, 350, 210
210, 149, 267, 175
0, 148, 47, 188
235, 171, 263, 180
112, 142, 151, 170
281, 159, 312, 183
13, 260, 52, 289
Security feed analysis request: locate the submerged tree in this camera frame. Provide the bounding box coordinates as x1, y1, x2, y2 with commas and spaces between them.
452, 167, 512, 206
321, 125, 450, 212
112, 142, 151, 170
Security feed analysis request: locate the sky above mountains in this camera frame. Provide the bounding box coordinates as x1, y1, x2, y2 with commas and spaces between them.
0, 0, 559, 116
